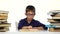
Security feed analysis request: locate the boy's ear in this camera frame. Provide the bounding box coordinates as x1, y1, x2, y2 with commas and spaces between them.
25, 13, 26, 15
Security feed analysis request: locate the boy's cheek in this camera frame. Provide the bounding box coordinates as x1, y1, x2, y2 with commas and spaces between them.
27, 16, 34, 18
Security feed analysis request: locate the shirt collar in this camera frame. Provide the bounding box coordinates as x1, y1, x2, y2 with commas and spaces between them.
25, 18, 34, 23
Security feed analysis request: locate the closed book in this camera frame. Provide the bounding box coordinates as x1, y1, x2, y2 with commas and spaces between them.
0, 16, 8, 19
48, 19, 60, 22
51, 13, 60, 17
0, 28, 9, 32
51, 23, 60, 26
0, 19, 7, 22
53, 14, 60, 17
49, 27, 60, 32
49, 10, 60, 14
52, 17, 60, 19
0, 13, 8, 17
48, 10, 60, 17
0, 11, 9, 14
0, 23, 11, 27
0, 20, 7, 23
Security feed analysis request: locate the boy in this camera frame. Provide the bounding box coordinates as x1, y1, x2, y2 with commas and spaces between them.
18, 5, 47, 30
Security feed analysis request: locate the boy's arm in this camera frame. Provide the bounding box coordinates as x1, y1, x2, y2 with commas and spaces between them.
22, 26, 32, 29
33, 27, 44, 30
35, 21, 48, 30
18, 21, 24, 30
22, 26, 44, 30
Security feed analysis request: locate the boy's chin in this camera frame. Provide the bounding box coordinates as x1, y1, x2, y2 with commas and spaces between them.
28, 18, 33, 19
28, 18, 33, 20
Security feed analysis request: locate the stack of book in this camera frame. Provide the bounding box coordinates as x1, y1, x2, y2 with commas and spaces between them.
48, 10, 60, 32
0, 11, 11, 32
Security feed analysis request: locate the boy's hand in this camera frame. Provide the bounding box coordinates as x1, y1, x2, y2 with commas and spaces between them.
33, 27, 44, 30
28, 26, 32, 29
38, 27, 44, 30
22, 26, 44, 30
22, 26, 32, 29
22, 26, 28, 29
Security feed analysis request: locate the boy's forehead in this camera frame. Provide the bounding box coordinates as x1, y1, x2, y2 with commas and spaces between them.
26, 11, 35, 14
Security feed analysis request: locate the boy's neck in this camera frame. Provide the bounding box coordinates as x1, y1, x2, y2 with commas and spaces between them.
27, 18, 33, 23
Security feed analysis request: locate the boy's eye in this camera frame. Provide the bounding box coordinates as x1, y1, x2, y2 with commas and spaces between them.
26, 14, 35, 16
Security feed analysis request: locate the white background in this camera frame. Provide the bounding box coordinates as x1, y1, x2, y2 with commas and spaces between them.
0, 0, 60, 32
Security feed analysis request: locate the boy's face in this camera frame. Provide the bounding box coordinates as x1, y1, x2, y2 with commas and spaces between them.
25, 10, 35, 20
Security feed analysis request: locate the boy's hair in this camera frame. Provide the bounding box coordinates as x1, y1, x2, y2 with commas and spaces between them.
26, 5, 35, 13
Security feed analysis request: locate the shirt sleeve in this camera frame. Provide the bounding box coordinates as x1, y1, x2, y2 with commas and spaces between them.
36, 21, 48, 30
18, 20, 24, 30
